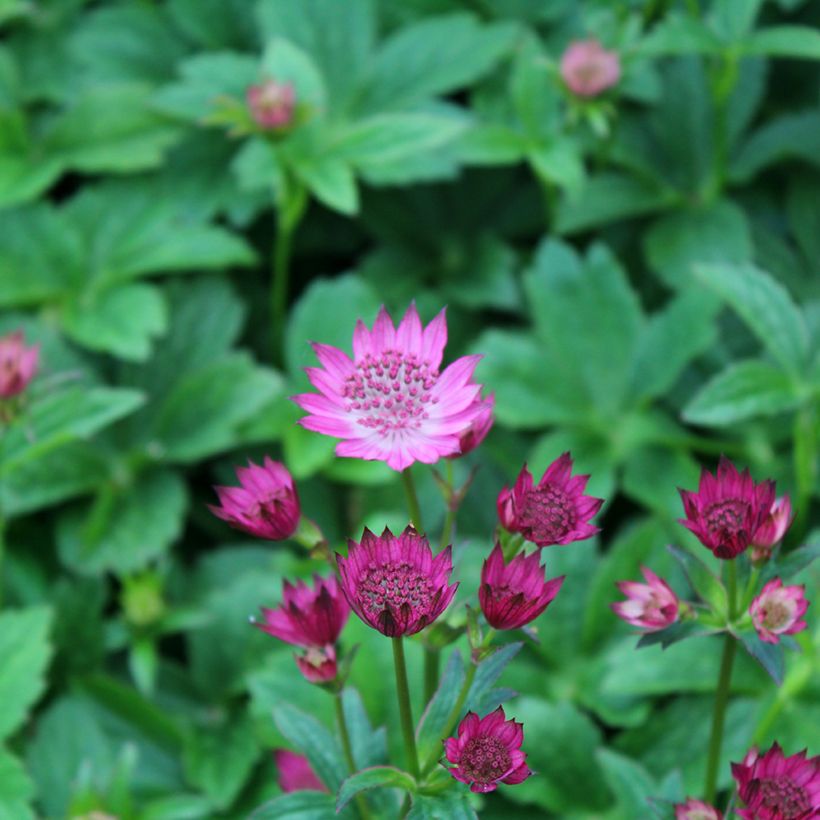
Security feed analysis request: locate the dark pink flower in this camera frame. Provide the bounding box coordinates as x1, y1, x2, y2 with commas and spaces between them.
449, 392, 494, 458
0, 330, 39, 399
337, 527, 457, 637
497, 454, 603, 547
444, 707, 532, 794
274, 749, 327, 793
678, 457, 776, 560
749, 578, 809, 645
292, 304, 485, 471
731, 742, 820, 819
209, 457, 300, 540
675, 798, 723, 820
246, 79, 295, 129
294, 645, 338, 684
560, 39, 621, 98
479, 543, 564, 630
611, 566, 680, 632
751, 496, 793, 563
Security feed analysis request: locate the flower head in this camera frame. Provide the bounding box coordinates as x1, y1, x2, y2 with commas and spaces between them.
337, 527, 457, 637
497, 454, 603, 547
674, 798, 723, 820
294, 645, 338, 683
449, 392, 494, 458
0, 330, 39, 400
274, 749, 327, 793
678, 457, 776, 560
749, 578, 809, 645
479, 543, 564, 630
444, 707, 532, 793
292, 304, 485, 471
560, 39, 621, 98
751, 496, 793, 563
247, 79, 295, 129
611, 566, 680, 632
731, 742, 820, 819
209, 457, 300, 540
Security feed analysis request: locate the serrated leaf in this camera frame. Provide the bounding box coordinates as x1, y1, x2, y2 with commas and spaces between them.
736, 631, 784, 685
667, 545, 726, 614
636, 621, 716, 650
249, 791, 345, 819
596, 748, 658, 819
761, 541, 820, 584
260, 37, 326, 110
408, 791, 477, 820
337, 766, 416, 813
292, 154, 358, 215
416, 650, 465, 762
743, 26, 820, 59
0, 748, 34, 820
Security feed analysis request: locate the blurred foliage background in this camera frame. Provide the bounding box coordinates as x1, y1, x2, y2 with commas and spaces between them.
0, 0, 819, 817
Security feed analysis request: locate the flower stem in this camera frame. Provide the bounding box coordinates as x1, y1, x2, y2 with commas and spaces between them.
704, 560, 738, 804
271, 213, 293, 369
334, 692, 372, 820
438, 461, 456, 552
400, 468, 423, 532
392, 637, 420, 780
422, 649, 440, 706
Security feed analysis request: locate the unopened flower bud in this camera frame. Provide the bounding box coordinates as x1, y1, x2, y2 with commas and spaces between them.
246, 79, 295, 130
0, 330, 39, 400
560, 39, 620, 98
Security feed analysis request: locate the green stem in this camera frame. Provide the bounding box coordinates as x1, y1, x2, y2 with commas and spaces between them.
792, 402, 817, 543
422, 649, 439, 706
0, 517, 5, 609
335, 692, 372, 820
400, 468, 423, 532
704, 561, 738, 803
271, 214, 293, 369
438, 461, 456, 552
392, 637, 420, 780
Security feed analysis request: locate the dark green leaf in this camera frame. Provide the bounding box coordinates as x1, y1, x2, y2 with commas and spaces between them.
743, 26, 820, 59
736, 631, 784, 685
667, 545, 726, 614
250, 791, 344, 819
415, 650, 465, 762
337, 766, 416, 812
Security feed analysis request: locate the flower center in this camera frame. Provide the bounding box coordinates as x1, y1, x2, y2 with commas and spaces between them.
342, 350, 440, 436
461, 736, 512, 784
760, 599, 791, 631
521, 484, 576, 543
758, 776, 809, 818
704, 498, 749, 539
249, 493, 288, 522
359, 560, 433, 616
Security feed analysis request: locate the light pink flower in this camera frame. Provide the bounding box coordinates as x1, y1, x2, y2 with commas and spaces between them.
337, 526, 457, 637
209, 457, 300, 541
749, 578, 809, 645
750, 496, 793, 563
560, 39, 621, 98
246, 79, 295, 129
674, 798, 723, 820
294, 645, 338, 684
731, 742, 819, 819
678, 457, 776, 560
292, 304, 484, 471
449, 392, 494, 458
479, 543, 564, 630
611, 567, 679, 632
497, 453, 603, 547
444, 706, 532, 794
274, 749, 327, 793
0, 330, 39, 399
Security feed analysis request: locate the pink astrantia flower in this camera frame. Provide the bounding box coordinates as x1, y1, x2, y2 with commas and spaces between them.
246, 79, 295, 129
337, 526, 457, 637
294, 645, 338, 683
292, 304, 485, 471
497, 453, 603, 547
731, 742, 820, 819
0, 330, 39, 399
674, 798, 723, 820
560, 39, 621, 98
209, 457, 300, 540
479, 543, 564, 630
611, 566, 680, 632
444, 707, 532, 794
750, 496, 794, 563
678, 457, 776, 560
449, 392, 494, 458
749, 578, 809, 645
274, 749, 327, 793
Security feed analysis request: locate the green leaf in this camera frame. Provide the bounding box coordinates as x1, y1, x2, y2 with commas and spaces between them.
637, 13, 722, 56
667, 545, 726, 614
0, 749, 34, 820
596, 748, 658, 819
761, 541, 820, 584
0, 607, 52, 742
683, 360, 802, 426
415, 650, 465, 762
528, 139, 585, 196
635, 621, 715, 650
743, 26, 820, 59
249, 792, 343, 819
467, 642, 522, 714
168, 0, 257, 50
261, 37, 327, 110
407, 791, 477, 820
337, 766, 416, 813
736, 631, 784, 685
341, 687, 388, 770
696, 262, 809, 370
292, 154, 359, 215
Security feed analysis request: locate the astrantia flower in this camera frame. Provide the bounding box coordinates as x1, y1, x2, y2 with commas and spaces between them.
675, 798, 723, 820
560, 39, 621, 98
611, 566, 680, 632
749, 578, 809, 645
292, 304, 484, 471
678, 457, 776, 560
479, 543, 564, 630
294, 645, 338, 683
497, 453, 603, 547
751, 496, 793, 563
337, 527, 457, 637
0, 330, 39, 399
209, 457, 300, 540
731, 742, 820, 819
449, 392, 494, 458
247, 79, 295, 129
274, 749, 327, 793
445, 707, 532, 794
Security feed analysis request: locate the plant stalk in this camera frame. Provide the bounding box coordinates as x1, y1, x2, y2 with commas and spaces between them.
392, 637, 420, 780
334, 692, 372, 820
400, 468, 423, 532
271, 214, 293, 369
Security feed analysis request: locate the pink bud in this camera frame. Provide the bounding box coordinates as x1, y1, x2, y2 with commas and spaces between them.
449, 392, 494, 458
674, 798, 723, 820
611, 566, 679, 632
560, 39, 621, 98
274, 749, 327, 793
294, 644, 338, 684
750, 496, 793, 562
246, 79, 295, 130
749, 578, 809, 645
0, 330, 39, 399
